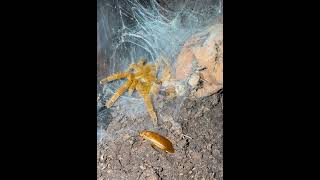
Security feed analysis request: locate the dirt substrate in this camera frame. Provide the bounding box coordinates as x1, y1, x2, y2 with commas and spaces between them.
97, 92, 223, 180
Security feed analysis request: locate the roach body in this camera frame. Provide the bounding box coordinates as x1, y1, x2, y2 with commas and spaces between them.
139, 130, 175, 153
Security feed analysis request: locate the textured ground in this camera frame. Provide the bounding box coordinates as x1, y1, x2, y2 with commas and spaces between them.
97, 91, 223, 180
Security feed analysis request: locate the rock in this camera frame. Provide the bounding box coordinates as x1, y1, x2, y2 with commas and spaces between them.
146, 174, 158, 180
174, 83, 186, 96
175, 23, 223, 97
175, 44, 194, 80
177, 139, 188, 148
100, 155, 105, 161
188, 73, 200, 88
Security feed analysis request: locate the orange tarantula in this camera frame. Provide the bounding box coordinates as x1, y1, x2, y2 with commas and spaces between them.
100, 59, 161, 126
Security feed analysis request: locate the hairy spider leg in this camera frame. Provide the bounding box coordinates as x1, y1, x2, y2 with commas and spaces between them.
100, 72, 130, 84
106, 74, 133, 108
128, 79, 138, 96
136, 82, 158, 126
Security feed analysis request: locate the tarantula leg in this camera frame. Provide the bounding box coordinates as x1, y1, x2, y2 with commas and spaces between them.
128, 79, 138, 96
143, 94, 158, 126
100, 72, 130, 84
136, 82, 157, 126
106, 78, 133, 108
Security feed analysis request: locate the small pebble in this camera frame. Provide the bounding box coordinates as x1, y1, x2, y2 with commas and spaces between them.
146, 175, 158, 180
188, 73, 200, 87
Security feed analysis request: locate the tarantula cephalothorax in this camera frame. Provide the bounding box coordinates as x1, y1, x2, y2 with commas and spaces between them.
100, 59, 161, 126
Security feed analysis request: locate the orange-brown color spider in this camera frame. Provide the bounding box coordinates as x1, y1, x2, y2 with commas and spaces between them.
100, 59, 161, 126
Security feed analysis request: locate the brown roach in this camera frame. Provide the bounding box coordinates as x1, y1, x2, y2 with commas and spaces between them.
139, 130, 175, 153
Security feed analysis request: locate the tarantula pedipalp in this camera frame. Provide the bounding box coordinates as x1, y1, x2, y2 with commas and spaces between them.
100, 59, 161, 126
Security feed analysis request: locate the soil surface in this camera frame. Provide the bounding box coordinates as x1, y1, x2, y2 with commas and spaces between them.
97, 91, 223, 180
